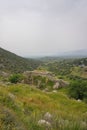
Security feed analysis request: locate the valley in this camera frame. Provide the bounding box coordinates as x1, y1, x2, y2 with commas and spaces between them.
0, 48, 87, 130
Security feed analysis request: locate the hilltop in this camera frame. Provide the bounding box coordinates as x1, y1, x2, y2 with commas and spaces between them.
0, 47, 42, 73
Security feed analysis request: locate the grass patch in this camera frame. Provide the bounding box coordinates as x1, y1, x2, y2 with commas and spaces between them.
0, 84, 87, 130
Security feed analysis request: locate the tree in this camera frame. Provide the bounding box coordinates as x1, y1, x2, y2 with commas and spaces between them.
9, 74, 23, 83
68, 81, 87, 101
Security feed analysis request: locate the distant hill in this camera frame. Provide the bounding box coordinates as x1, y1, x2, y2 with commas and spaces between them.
36, 49, 87, 62
61, 49, 87, 58
0, 47, 42, 73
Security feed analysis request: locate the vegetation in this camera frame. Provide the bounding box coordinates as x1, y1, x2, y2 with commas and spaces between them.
0, 47, 87, 129
9, 74, 23, 83
39, 58, 87, 80
68, 81, 87, 102
0, 84, 87, 130
0, 47, 42, 73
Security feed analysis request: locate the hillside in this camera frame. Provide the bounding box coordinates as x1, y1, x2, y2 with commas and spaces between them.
0, 83, 87, 130
39, 58, 87, 80
0, 48, 87, 130
0, 47, 42, 73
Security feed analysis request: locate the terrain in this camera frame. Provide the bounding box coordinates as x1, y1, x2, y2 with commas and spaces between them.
0, 47, 42, 73
0, 47, 87, 130
39, 57, 87, 80
0, 83, 87, 130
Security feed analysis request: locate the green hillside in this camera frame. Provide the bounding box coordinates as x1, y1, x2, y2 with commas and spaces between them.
0, 47, 42, 73
0, 83, 87, 130
0, 48, 87, 130
39, 58, 87, 80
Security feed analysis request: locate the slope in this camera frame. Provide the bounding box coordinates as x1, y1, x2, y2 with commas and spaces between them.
0, 83, 87, 130
0, 47, 41, 73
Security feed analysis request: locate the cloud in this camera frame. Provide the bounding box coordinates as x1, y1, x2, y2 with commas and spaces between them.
0, 0, 87, 56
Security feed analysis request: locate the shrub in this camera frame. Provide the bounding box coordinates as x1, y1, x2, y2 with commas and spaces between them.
68, 81, 87, 101
9, 74, 23, 83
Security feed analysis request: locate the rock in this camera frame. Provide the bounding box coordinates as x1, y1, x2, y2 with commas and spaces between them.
53, 82, 60, 89
77, 99, 81, 102
38, 112, 52, 128
43, 88, 49, 92
8, 93, 16, 100
6, 82, 11, 85
52, 90, 57, 93
60, 80, 69, 87
38, 119, 51, 127
0, 71, 9, 77
23, 71, 69, 89
44, 112, 52, 122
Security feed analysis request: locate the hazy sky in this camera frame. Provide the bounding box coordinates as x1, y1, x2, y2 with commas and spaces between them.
0, 0, 87, 56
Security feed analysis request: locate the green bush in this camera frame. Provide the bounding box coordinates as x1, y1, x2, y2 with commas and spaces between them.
68, 81, 87, 101
9, 74, 23, 83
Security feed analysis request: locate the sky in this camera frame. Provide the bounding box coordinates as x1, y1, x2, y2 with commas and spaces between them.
0, 0, 87, 57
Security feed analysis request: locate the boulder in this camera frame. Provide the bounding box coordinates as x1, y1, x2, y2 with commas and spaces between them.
53, 82, 60, 89
77, 99, 81, 102
44, 112, 52, 122
52, 90, 57, 93
8, 93, 16, 100
38, 119, 51, 127
43, 88, 49, 92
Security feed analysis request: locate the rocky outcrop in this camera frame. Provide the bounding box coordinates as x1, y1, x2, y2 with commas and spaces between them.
0, 71, 9, 78
53, 82, 60, 89
38, 112, 52, 127
23, 71, 69, 90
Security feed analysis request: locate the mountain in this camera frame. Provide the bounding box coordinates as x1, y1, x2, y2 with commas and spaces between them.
61, 49, 87, 58
35, 49, 87, 62
0, 47, 42, 73
40, 49, 87, 58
